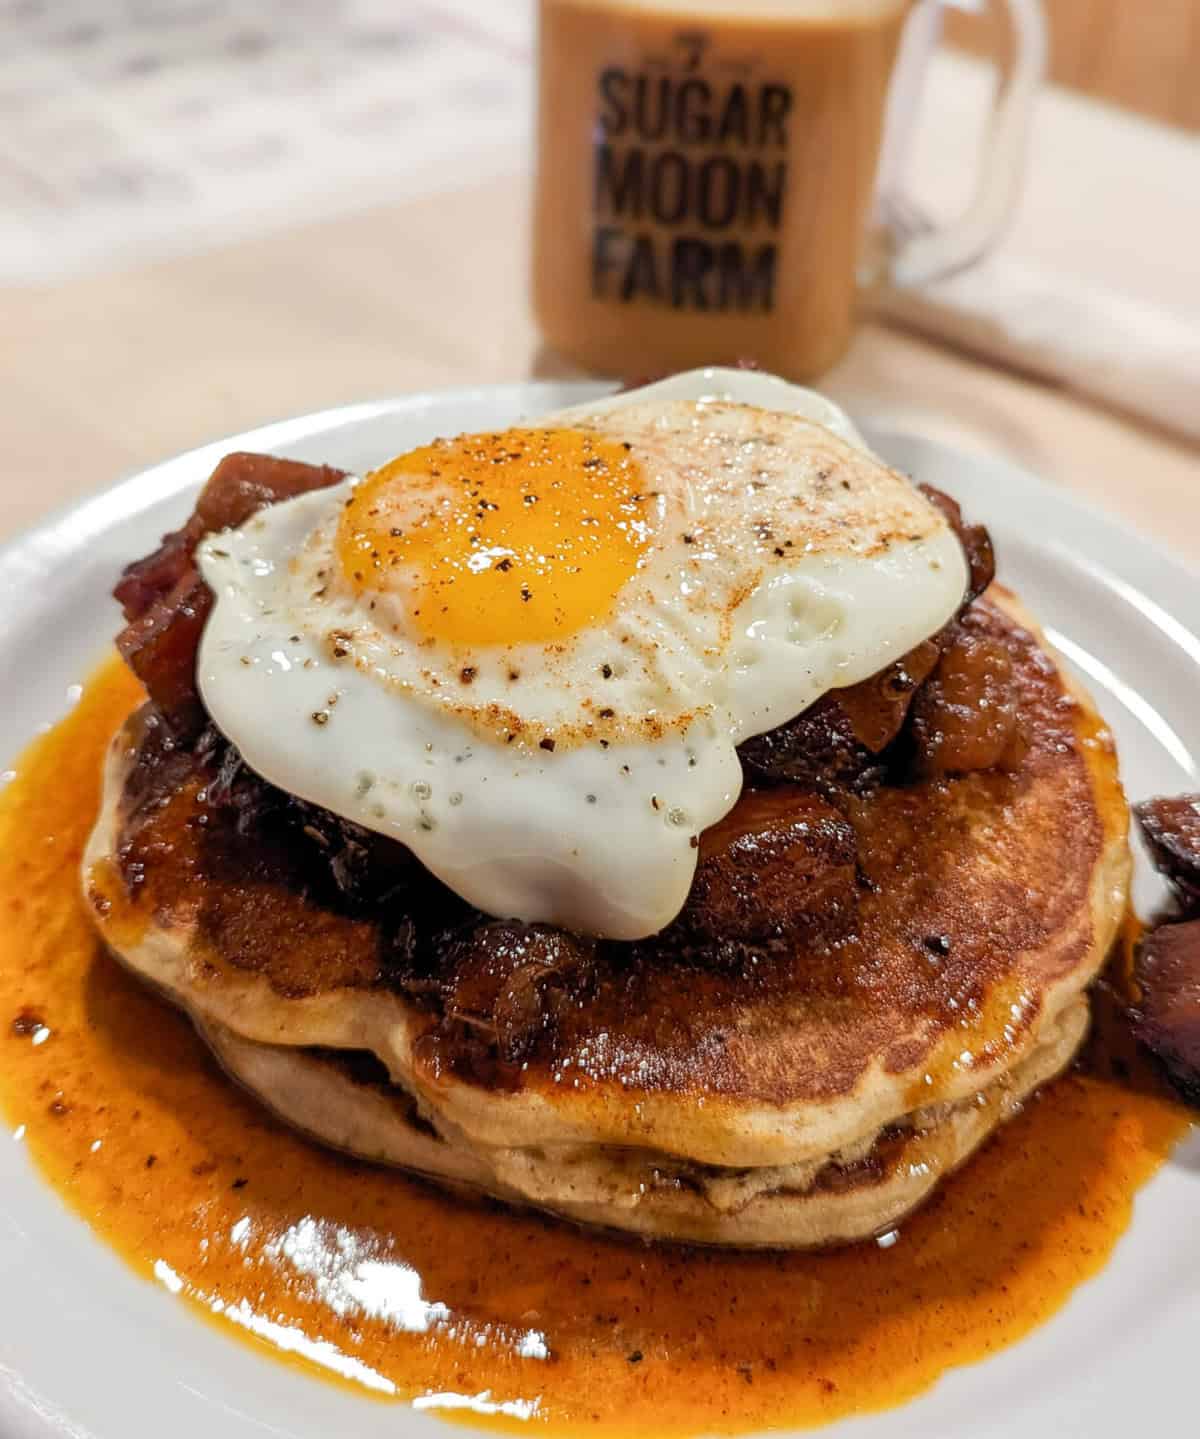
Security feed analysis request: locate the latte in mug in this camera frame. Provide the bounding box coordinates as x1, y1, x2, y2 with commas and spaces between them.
533, 0, 1045, 379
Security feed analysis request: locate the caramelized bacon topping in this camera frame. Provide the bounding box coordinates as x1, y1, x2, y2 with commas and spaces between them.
114, 453, 345, 735
106, 439, 1038, 1083
116, 572, 213, 736
737, 693, 885, 796
740, 487, 999, 792
193, 725, 425, 914
678, 787, 858, 947
1133, 920, 1200, 1106
410, 922, 595, 1084
1135, 796, 1200, 914
919, 482, 995, 606
833, 640, 943, 754
909, 624, 1029, 778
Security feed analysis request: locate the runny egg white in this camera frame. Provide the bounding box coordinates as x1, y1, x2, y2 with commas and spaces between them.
196, 370, 967, 940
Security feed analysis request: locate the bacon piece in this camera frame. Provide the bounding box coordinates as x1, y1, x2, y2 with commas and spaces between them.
116, 452, 346, 622
834, 640, 942, 753
1135, 795, 1200, 914
679, 786, 858, 945
116, 571, 212, 736
919, 482, 995, 606
1133, 920, 1200, 1105
411, 922, 595, 1081
908, 626, 1028, 777
195, 727, 425, 912
113, 516, 206, 623
738, 693, 881, 795
739, 485, 996, 791
738, 642, 941, 793
114, 452, 346, 734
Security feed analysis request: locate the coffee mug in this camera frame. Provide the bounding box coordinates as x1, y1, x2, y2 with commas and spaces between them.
533, 0, 1046, 379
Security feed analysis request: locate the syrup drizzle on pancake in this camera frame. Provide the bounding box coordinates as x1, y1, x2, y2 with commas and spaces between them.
0, 659, 1191, 1435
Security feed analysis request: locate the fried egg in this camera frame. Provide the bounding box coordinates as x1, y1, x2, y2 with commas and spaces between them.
196, 370, 967, 939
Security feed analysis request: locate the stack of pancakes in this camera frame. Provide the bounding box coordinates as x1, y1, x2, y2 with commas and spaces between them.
86, 589, 1128, 1248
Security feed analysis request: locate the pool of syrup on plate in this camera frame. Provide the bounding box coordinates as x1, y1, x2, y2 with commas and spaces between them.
0, 659, 1191, 1435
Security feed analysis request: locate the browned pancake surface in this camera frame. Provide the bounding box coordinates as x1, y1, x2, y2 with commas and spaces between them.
105, 593, 1122, 1111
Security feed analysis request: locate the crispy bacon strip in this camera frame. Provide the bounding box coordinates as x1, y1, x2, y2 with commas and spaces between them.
114, 452, 345, 734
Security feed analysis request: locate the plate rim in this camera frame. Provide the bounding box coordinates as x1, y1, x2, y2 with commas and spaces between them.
2, 384, 1199, 598
0, 380, 1197, 1439
0, 386, 605, 587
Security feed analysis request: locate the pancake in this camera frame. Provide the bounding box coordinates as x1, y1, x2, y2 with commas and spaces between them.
202, 995, 1087, 1248
83, 588, 1130, 1246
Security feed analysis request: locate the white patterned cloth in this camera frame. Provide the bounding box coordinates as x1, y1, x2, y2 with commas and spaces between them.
0, 0, 533, 280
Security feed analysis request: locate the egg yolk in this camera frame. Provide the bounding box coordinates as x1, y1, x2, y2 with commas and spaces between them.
337, 428, 653, 648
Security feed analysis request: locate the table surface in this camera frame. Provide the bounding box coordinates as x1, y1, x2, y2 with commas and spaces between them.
3, 169, 1198, 572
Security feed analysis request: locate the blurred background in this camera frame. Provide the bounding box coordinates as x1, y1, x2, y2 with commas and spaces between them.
946, 0, 1198, 127
1, 0, 1197, 545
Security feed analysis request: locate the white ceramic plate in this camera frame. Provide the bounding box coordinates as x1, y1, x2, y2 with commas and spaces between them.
0, 381, 1197, 1439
